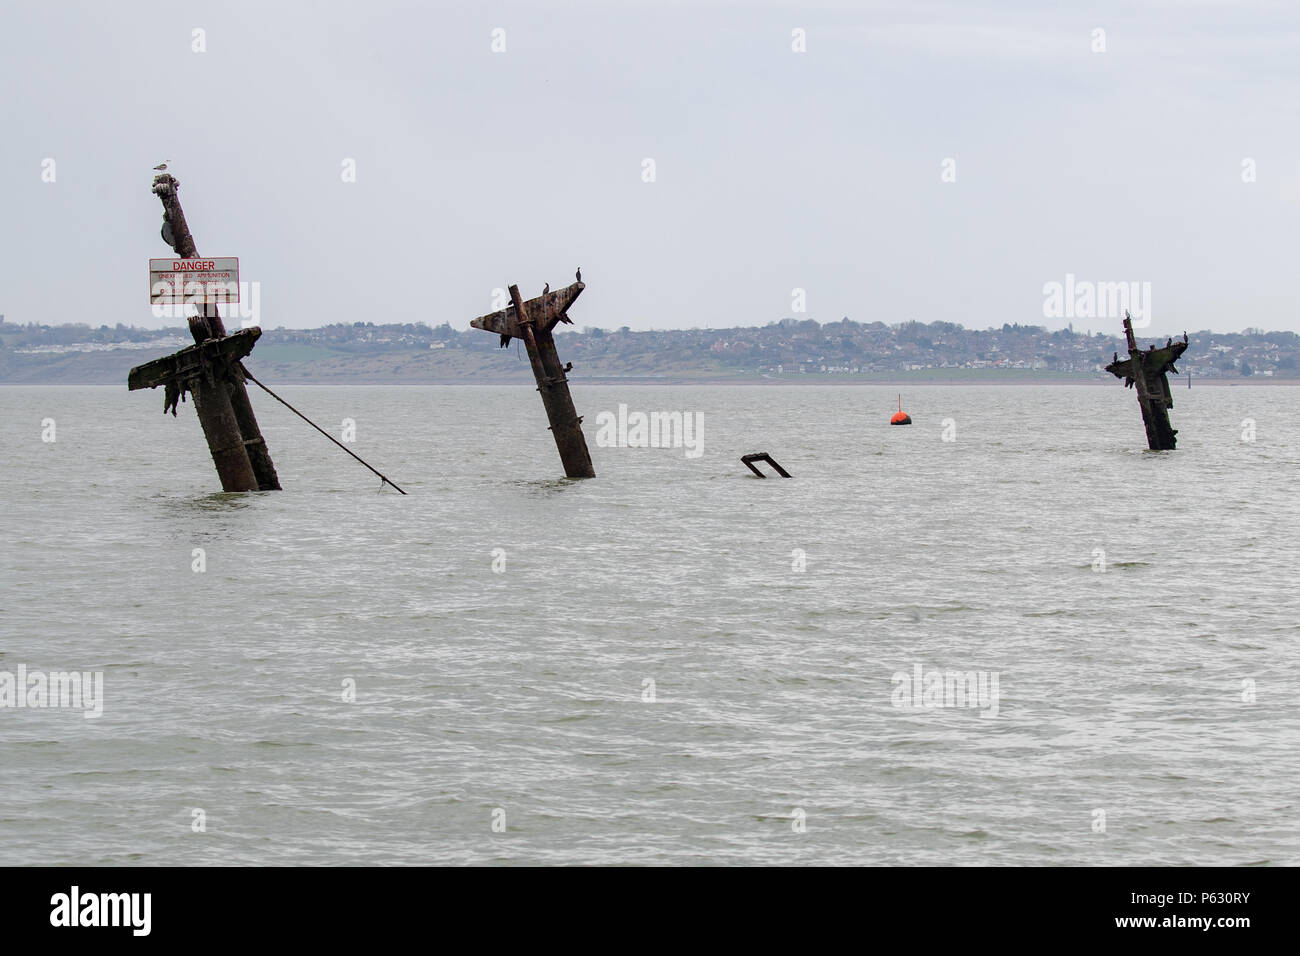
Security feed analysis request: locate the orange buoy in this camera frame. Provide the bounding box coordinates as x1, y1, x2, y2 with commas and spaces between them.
890, 394, 912, 426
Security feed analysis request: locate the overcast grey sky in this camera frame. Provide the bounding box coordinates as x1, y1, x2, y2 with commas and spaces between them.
3, 0, 1298, 335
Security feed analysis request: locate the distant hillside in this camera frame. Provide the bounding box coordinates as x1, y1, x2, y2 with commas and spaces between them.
2, 316, 1297, 384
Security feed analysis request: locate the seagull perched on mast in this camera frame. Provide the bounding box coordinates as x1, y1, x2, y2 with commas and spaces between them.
152, 160, 170, 171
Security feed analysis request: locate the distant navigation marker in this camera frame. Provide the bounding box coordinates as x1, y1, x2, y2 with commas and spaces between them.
890, 394, 912, 425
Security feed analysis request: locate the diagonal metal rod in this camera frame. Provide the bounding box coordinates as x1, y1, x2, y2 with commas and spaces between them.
240, 365, 407, 494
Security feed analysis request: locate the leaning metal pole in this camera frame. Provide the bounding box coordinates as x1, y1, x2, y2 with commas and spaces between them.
151, 174, 281, 489
508, 285, 595, 478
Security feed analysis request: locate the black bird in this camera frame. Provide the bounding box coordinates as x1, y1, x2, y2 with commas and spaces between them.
499, 334, 510, 349
1183, 331, 1188, 343
1113, 351, 1118, 363
575, 266, 582, 283
543, 282, 549, 295
1166, 337, 1172, 348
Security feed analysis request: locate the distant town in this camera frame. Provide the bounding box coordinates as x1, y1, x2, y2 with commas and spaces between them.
3, 312, 1298, 384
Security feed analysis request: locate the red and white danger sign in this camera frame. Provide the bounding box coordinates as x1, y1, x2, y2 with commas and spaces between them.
149, 257, 240, 304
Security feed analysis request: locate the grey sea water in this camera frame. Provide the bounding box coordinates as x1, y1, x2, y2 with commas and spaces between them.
1, 383, 1297, 866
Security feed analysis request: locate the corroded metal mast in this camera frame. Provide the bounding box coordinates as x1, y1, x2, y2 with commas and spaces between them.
1104, 312, 1188, 450
128, 329, 265, 490
128, 174, 281, 491
469, 280, 595, 478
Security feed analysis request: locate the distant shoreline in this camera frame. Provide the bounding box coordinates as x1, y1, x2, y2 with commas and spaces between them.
3, 339, 1293, 387
6, 319, 1294, 386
